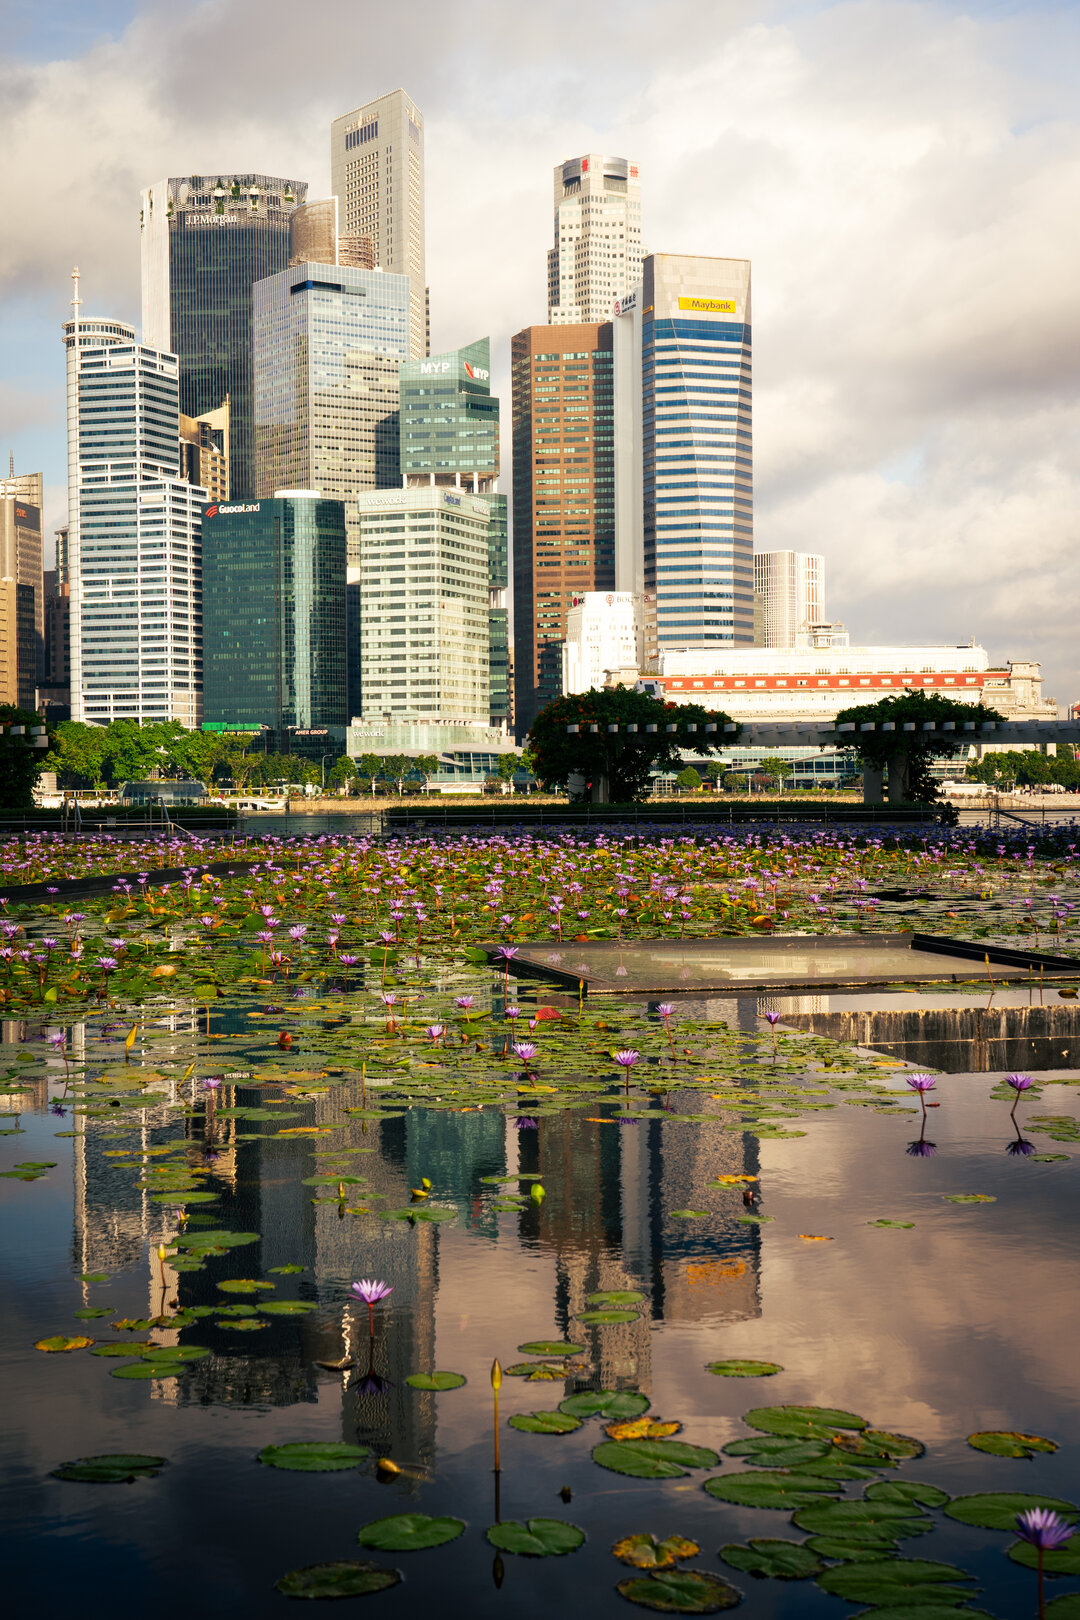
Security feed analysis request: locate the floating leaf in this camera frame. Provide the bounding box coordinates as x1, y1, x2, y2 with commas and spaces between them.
803, 1536, 895, 1563
1008, 1539, 1080, 1575
815, 1558, 977, 1605
519, 1340, 585, 1357
968, 1431, 1058, 1459
864, 1480, 950, 1508
506, 1361, 564, 1380
744, 1404, 867, 1438
613, 1534, 700, 1570
509, 1410, 582, 1435
792, 1499, 932, 1544
486, 1518, 585, 1557
607, 1419, 682, 1442
594, 1439, 719, 1478
405, 1371, 466, 1391
217, 1278, 275, 1294
276, 1561, 401, 1599
704, 1472, 842, 1510
719, 1539, 823, 1579
944, 1491, 1077, 1530
671, 1210, 710, 1220
259, 1300, 317, 1316
1047, 1598, 1080, 1619
588, 1290, 645, 1306
110, 1361, 188, 1379
90, 1342, 154, 1358
561, 1390, 650, 1420
356, 1514, 465, 1551
50, 1453, 166, 1483
723, 1436, 830, 1469
382, 1205, 457, 1223
577, 1309, 640, 1324
867, 1219, 915, 1229
259, 1441, 371, 1473
943, 1193, 996, 1204
72, 1307, 113, 1319
268, 1263, 305, 1274
707, 1360, 782, 1378
616, 1569, 742, 1612
77, 1272, 111, 1283
35, 1335, 93, 1353
835, 1428, 925, 1462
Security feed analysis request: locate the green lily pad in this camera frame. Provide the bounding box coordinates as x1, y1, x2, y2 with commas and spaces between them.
797, 1456, 881, 1481
218, 1317, 268, 1331
587, 1290, 645, 1306
707, 1360, 783, 1378
847, 1609, 995, 1620
77, 1272, 111, 1283
505, 1361, 564, 1379
259, 1441, 371, 1473
560, 1390, 650, 1420
510, 1409, 583, 1434
704, 1472, 842, 1510
1008, 1539, 1080, 1575
943, 1193, 996, 1203
72, 1307, 114, 1319
835, 1428, 925, 1462
671, 1210, 710, 1219
616, 1569, 742, 1612
268, 1263, 305, 1274
1047, 1597, 1080, 1617
867, 1219, 915, 1228
175, 1229, 259, 1249
405, 1371, 466, 1391
90, 1342, 154, 1357
518, 1340, 585, 1357
864, 1480, 950, 1508
744, 1404, 868, 1438
719, 1539, 823, 1579
110, 1361, 188, 1379
804, 1537, 896, 1563
613, 1534, 701, 1570
486, 1518, 585, 1556
792, 1499, 932, 1544
594, 1439, 719, 1479
1032, 1155, 1070, 1163
34, 1335, 93, 1353
50, 1453, 166, 1483
723, 1436, 830, 1469
944, 1491, 1076, 1530
968, 1431, 1058, 1459
382, 1205, 457, 1223
577, 1309, 640, 1324
217, 1278, 276, 1294
815, 1558, 977, 1605
356, 1514, 465, 1551
259, 1300, 317, 1316
276, 1561, 401, 1599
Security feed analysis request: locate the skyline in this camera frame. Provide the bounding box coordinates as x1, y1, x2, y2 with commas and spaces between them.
1, 0, 1078, 702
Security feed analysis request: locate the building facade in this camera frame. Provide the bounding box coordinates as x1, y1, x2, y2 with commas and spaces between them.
140, 174, 307, 499
562, 591, 644, 694
511, 322, 615, 735
331, 89, 427, 360
201, 494, 347, 750
64, 312, 203, 727
179, 401, 229, 502
548, 155, 643, 323
355, 487, 490, 733
252, 261, 410, 558
0, 470, 44, 707
614, 254, 754, 661
753, 550, 824, 649
40, 566, 71, 718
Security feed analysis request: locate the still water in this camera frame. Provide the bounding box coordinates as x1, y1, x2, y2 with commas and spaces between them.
2, 1001, 1078, 1617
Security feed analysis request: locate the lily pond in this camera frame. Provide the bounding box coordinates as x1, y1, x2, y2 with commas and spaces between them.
4, 822, 1080, 1618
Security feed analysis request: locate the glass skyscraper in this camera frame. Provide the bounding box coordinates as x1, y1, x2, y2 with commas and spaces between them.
615, 254, 753, 657
201, 495, 347, 750
140, 174, 308, 500
63, 313, 203, 727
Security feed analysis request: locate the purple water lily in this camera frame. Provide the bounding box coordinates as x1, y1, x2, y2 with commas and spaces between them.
1015, 1506, 1076, 1617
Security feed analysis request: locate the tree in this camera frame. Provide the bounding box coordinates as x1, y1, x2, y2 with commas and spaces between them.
705, 761, 726, 791
171, 731, 226, 794
48, 721, 108, 791
0, 705, 57, 809
381, 753, 418, 795
675, 766, 702, 793
495, 751, 520, 789
519, 746, 543, 791
328, 755, 358, 796
414, 754, 440, 792
759, 757, 795, 794
832, 691, 1004, 803
357, 753, 381, 798
527, 688, 738, 803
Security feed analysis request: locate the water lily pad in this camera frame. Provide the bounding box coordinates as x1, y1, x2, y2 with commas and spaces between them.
50, 1453, 166, 1483
815, 1558, 977, 1605
382, 1205, 457, 1223
110, 1361, 188, 1379
867, 1219, 915, 1229
276, 1561, 401, 1599
218, 1317, 268, 1331
1047, 1596, 1080, 1617
594, 1439, 720, 1478
77, 1272, 111, 1283
719, 1539, 823, 1579
519, 1340, 585, 1357
804, 1537, 896, 1563
259, 1300, 317, 1316
35, 1335, 93, 1353
616, 1569, 742, 1612
356, 1514, 465, 1551
259, 1441, 371, 1472
943, 1193, 996, 1204
614, 1534, 700, 1570
704, 1472, 842, 1510
835, 1428, 925, 1462
588, 1290, 645, 1306
90, 1341, 154, 1357
707, 1360, 783, 1378
944, 1491, 1076, 1530
671, 1210, 710, 1219
509, 1409, 583, 1434
607, 1419, 682, 1442
797, 1456, 881, 1481
744, 1404, 868, 1438
506, 1361, 564, 1379
561, 1390, 650, 1420
577, 1309, 640, 1324
486, 1518, 585, 1556
72, 1307, 113, 1319
1008, 1539, 1080, 1575
968, 1431, 1058, 1459
723, 1436, 831, 1469
793, 1499, 932, 1544
405, 1371, 466, 1391
864, 1480, 950, 1508
269, 1263, 305, 1274
217, 1278, 275, 1294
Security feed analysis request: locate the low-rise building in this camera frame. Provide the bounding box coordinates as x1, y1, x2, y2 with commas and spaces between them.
562, 591, 644, 694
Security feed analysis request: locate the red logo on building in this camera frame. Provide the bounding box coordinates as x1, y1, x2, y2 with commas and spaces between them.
630, 166, 638, 178
205, 505, 218, 519
581, 158, 589, 172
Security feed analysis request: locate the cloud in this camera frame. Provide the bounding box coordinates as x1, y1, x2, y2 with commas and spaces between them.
1, 0, 1078, 699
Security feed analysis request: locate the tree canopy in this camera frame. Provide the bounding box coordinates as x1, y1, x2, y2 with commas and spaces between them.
833, 691, 1004, 802
527, 688, 738, 802
0, 705, 57, 810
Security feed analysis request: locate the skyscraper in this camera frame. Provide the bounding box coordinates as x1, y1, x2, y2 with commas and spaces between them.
63, 305, 203, 727
201, 495, 347, 752
252, 261, 410, 556
331, 90, 427, 360
140, 174, 307, 499
0, 469, 44, 706
548, 155, 643, 324
753, 551, 825, 648
397, 338, 508, 728
511, 323, 615, 735
614, 254, 753, 660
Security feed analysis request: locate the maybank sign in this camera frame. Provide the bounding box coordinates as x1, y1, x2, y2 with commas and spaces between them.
678, 296, 737, 315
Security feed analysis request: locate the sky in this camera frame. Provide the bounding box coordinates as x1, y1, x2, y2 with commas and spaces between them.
1, 0, 1078, 703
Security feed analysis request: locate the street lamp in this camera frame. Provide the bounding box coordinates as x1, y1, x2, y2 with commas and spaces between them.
320, 752, 334, 792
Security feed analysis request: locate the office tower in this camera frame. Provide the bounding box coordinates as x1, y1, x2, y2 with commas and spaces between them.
331, 90, 427, 360
179, 401, 229, 501
614, 254, 753, 661
252, 261, 410, 558
63, 304, 203, 727
288, 196, 376, 272
753, 551, 824, 649
562, 591, 643, 693
140, 174, 307, 499
0, 584, 16, 703
201, 494, 347, 753
356, 487, 490, 730
40, 564, 71, 718
487, 494, 509, 729
548, 155, 643, 324
0, 469, 44, 706
511, 323, 615, 735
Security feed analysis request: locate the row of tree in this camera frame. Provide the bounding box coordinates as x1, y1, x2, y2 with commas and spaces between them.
965, 750, 1080, 790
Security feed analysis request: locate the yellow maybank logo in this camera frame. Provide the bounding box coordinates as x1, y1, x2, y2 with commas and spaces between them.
678, 296, 737, 314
